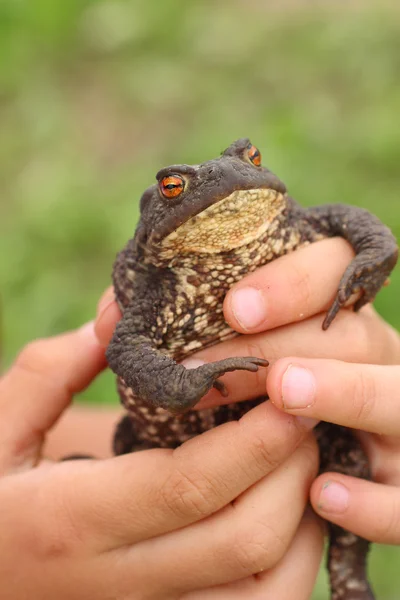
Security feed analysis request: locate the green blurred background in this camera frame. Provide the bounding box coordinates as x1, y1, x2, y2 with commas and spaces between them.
0, 1, 399, 597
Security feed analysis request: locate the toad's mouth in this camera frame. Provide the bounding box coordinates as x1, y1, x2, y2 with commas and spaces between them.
159, 187, 286, 257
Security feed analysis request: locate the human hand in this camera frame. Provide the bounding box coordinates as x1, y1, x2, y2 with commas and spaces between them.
96, 238, 398, 411
219, 233, 400, 546
223, 233, 400, 547
267, 354, 400, 546
0, 325, 322, 599
222, 234, 400, 546
94, 235, 399, 597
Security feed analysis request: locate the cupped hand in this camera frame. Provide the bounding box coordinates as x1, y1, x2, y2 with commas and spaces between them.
95, 234, 400, 554
0, 324, 322, 599
223, 235, 400, 547
267, 356, 400, 546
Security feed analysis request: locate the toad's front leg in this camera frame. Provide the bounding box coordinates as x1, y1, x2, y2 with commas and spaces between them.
106, 300, 268, 415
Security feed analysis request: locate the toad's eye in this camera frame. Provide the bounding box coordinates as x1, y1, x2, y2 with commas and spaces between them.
247, 144, 262, 167
159, 175, 185, 199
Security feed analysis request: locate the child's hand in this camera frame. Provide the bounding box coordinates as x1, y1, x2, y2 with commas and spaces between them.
0, 324, 321, 599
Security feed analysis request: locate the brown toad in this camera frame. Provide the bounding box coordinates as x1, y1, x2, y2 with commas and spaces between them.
107, 139, 398, 600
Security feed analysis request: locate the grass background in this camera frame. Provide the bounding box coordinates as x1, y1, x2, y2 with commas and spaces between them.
0, 1, 399, 597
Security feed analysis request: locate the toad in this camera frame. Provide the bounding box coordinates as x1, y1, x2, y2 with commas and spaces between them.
107, 139, 398, 600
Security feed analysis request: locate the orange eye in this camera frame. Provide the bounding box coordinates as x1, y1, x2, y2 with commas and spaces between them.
247, 144, 261, 167
159, 175, 185, 199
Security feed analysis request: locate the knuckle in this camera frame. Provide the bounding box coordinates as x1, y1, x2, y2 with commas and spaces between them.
242, 339, 271, 388
286, 261, 313, 313
26, 484, 82, 560
232, 521, 286, 575
12, 338, 63, 400
350, 368, 376, 423
244, 338, 269, 363
247, 432, 282, 474
16, 338, 49, 371
159, 466, 220, 520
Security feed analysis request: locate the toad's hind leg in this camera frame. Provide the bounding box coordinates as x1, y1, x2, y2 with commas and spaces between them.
328, 524, 374, 600
316, 423, 375, 600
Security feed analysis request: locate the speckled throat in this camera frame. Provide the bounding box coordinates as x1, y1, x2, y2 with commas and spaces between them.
159, 188, 287, 258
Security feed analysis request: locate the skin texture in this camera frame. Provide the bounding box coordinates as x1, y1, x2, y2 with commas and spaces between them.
0, 323, 324, 600
105, 140, 397, 600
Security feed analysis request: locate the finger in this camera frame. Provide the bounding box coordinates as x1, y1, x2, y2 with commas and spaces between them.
183, 509, 324, 599
46, 401, 317, 552
191, 306, 391, 410
267, 358, 400, 436
250, 509, 324, 600
0, 323, 106, 473
119, 437, 319, 595
95, 287, 121, 347
311, 473, 400, 544
94, 239, 354, 346
223, 237, 355, 333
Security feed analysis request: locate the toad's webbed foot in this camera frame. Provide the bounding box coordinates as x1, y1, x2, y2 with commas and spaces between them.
303, 203, 398, 330
151, 356, 269, 414
323, 252, 394, 330
208, 356, 269, 398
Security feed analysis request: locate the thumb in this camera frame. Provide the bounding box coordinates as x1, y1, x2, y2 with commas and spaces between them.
0, 322, 106, 474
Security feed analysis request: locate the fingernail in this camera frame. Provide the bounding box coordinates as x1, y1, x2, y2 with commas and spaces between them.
232, 287, 266, 330
282, 364, 316, 410
318, 481, 349, 514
